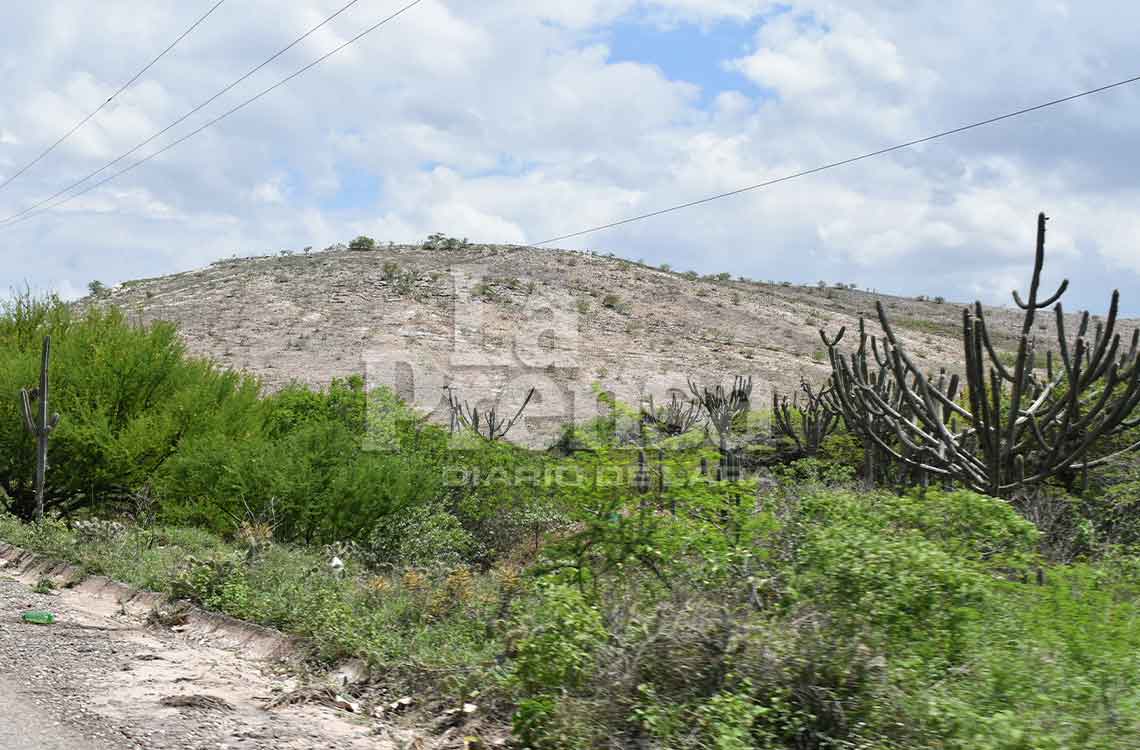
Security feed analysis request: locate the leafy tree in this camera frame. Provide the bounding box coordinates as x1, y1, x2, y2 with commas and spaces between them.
348, 235, 377, 251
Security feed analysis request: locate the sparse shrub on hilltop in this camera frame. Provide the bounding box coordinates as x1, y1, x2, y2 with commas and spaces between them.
348, 235, 377, 251
422, 233, 471, 251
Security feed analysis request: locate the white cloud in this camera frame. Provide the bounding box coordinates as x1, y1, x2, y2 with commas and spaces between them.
0, 0, 1138, 314
250, 175, 287, 205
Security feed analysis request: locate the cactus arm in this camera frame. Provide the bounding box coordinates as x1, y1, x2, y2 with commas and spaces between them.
19, 388, 37, 434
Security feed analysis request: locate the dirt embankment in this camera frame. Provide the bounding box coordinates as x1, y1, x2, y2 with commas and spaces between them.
0, 544, 412, 749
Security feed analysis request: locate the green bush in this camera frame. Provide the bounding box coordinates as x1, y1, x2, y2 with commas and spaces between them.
367, 502, 474, 569
348, 235, 377, 251
0, 295, 262, 520
902, 561, 1140, 749
509, 582, 609, 748
792, 524, 987, 655
158, 400, 448, 545
800, 488, 1039, 567
512, 582, 606, 693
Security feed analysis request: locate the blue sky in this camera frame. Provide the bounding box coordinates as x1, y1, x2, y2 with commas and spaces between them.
321, 164, 382, 212
604, 13, 765, 106
1, 0, 1139, 314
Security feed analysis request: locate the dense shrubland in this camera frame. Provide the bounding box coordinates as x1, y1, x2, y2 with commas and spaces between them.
2, 253, 1140, 748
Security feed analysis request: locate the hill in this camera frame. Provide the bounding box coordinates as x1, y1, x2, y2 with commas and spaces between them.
95, 240, 1131, 444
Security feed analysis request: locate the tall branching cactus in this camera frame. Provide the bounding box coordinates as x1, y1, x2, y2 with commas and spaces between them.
636, 394, 699, 504
822, 213, 1140, 498
819, 319, 943, 488
20, 336, 61, 522
771, 377, 840, 458
689, 376, 752, 481
446, 386, 535, 442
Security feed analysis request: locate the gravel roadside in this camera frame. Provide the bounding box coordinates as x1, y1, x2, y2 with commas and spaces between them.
0, 673, 130, 750
0, 576, 388, 749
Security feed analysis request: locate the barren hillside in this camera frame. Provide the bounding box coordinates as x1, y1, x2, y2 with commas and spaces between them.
95, 242, 1132, 444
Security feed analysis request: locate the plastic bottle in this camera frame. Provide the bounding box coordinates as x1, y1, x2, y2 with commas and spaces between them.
21, 611, 55, 625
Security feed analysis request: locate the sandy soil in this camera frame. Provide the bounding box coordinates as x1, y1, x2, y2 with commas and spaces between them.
0, 559, 391, 749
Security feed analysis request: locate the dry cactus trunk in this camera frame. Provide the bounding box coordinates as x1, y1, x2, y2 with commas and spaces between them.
20, 336, 61, 522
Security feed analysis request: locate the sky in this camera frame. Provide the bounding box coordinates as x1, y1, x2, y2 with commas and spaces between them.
1, 0, 1139, 313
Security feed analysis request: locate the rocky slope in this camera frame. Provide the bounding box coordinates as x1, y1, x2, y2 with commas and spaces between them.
94, 241, 1132, 445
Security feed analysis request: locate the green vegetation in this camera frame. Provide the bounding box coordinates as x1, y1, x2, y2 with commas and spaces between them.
892, 315, 960, 337
1, 291, 1139, 748
348, 235, 377, 251
423, 233, 471, 251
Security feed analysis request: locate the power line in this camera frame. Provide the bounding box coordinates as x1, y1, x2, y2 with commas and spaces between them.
0, 0, 379, 228
0, 0, 229, 195
535, 73, 1140, 246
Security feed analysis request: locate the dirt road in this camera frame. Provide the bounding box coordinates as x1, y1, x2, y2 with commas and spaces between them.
0, 575, 386, 749
0, 675, 122, 750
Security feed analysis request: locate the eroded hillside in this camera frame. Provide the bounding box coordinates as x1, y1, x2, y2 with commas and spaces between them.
96, 242, 1128, 443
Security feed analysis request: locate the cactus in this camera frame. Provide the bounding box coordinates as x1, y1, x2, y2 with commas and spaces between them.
771, 377, 840, 458
633, 449, 651, 494
821, 213, 1140, 498
817, 318, 927, 488
689, 376, 752, 442
689, 376, 752, 482
446, 386, 535, 442
640, 392, 702, 437
20, 336, 61, 522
